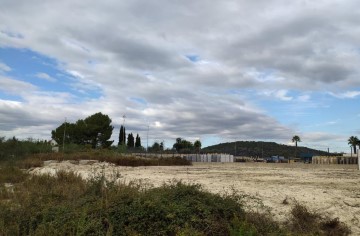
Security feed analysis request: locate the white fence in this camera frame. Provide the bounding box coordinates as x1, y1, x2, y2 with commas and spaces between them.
129, 153, 234, 162
312, 156, 358, 165
184, 153, 234, 163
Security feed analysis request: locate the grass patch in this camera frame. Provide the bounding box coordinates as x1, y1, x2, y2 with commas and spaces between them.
0, 165, 29, 184
15, 152, 191, 168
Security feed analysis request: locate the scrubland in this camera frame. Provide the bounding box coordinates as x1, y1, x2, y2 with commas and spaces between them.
0, 154, 356, 235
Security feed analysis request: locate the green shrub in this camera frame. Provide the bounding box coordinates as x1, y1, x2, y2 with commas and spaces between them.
0, 167, 351, 236
0, 171, 262, 236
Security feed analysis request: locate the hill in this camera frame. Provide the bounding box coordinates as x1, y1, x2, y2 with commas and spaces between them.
202, 141, 334, 158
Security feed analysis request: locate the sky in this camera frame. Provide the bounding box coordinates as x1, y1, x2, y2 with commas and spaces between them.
0, 0, 359, 153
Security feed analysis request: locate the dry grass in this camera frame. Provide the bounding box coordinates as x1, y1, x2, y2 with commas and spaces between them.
287, 202, 351, 235
18, 152, 191, 168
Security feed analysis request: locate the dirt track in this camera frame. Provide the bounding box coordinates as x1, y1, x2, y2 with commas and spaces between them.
32, 162, 360, 235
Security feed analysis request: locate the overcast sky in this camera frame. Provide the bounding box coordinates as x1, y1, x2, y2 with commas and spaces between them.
1, 0, 359, 152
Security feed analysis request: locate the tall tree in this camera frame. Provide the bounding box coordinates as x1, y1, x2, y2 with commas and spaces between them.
135, 134, 141, 148
51, 112, 114, 149
173, 138, 194, 153
348, 136, 359, 155
119, 126, 124, 146
292, 135, 301, 160
159, 141, 164, 151
194, 140, 202, 154
118, 125, 127, 146
51, 122, 74, 145
83, 112, 114, 148
123, 127, 126, 146
149, 141, 162, 152
127, 133, 135, 148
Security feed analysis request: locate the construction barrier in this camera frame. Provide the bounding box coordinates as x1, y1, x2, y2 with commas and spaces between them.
312, 156, 358, 165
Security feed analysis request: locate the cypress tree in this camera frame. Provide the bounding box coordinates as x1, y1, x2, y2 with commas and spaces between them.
135, 134, 141, 148
123, 127, 126, 145
118, 126, 123, 146
118, 125, 126, 146
127, 133, 135, 148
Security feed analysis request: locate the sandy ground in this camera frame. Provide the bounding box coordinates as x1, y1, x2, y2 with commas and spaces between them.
31, 161, 360, 235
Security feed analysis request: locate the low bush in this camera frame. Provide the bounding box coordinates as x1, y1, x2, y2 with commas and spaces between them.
0, 164, 351, 236
288, 202, 351, 236
0, 170, 287, 236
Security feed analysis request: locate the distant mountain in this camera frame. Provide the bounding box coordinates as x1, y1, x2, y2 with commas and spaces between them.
202, 141, 334, 158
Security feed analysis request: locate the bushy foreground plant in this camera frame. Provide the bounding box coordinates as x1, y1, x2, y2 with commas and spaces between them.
0, 168, 351, 236
0, 170, 285, 236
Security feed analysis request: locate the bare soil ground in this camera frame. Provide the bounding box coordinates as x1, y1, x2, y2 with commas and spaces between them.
31, 161, 360, 235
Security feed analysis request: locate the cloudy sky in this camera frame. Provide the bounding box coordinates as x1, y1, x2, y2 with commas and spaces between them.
1, 0, 359, 152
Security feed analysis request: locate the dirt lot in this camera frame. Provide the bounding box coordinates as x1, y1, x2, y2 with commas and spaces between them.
31, 161, 360, 235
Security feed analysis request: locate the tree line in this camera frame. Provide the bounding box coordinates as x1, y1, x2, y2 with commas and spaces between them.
51, 112, 205, 153
51, 112, 143, 150
118, 125, 142, 149
0, 137, 52, 160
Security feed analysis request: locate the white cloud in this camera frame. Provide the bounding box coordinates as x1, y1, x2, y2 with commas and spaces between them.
35, 72, 57, 82
302, 132, 345, 144
0, 62, 11, 72
260, 90, 293, 101
328, 91, 360, 99
0, 76, 37, 94
297, 94, 310, 102
0, 0, 359, 148
67, 70, 85, 79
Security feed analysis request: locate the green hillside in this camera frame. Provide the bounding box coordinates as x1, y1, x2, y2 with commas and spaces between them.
202, 141, 334, 158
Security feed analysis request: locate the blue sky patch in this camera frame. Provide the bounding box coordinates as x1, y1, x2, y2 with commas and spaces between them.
186, 54, 200, 63
0, 47, 102, 101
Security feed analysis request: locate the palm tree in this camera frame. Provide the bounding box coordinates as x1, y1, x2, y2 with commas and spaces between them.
292, 135, 301, 161
348, 136, 359, 155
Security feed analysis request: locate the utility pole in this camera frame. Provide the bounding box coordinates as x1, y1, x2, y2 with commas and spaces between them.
234, 140, 237, 156
122, 114, 126, 145
146, 124, 149, 153
122, 114, 126, 126
62, 117, 67, 153
357, 148, 359, 170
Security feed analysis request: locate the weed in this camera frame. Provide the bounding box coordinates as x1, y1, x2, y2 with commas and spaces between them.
288, 202, 351, 236
282, 196, 289, 205
321, 217, 351, 236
